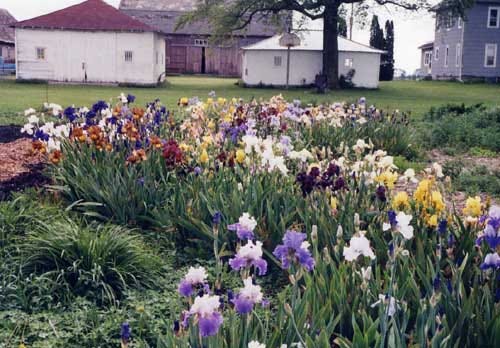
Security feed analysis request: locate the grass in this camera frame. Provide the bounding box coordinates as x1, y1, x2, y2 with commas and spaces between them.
1, 76, 500, 125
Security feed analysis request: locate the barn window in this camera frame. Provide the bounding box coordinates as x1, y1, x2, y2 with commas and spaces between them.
36, 47, 46, 60
274, 56, 282, 67
344, 58, 353, 68
125, 51, 133, 62
156, 51, 159, 65
455, 43, 461, 67
194, 39, 208, 47
485, 44, 497, 67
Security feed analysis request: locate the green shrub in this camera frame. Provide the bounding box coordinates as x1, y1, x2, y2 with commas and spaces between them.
21, 220, 162, 305
419, 105, 500, 153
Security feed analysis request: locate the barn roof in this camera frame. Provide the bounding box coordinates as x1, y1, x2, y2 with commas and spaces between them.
0, 9, 16, 44
242, 30, 385, 54
14, 0, 157, 33
119, 0, 198, 11
119, 0, 280, 37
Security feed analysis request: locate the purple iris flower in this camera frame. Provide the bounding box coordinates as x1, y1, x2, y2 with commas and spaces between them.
233, 296, 253, 314
388, 210, 397, 226
178, 280, 194, 297
154, 111, 162, 125
227, 213, 257, 241
212, 211, 222, 225
228, 241, 267, 275
127, 94, 136, 104
476, 224, 500, 250
438, 219, 447, 235
64, 107, 77, 122
34, 129, 49, 141
273, 230, 315, 271
229, 255, 267, 276
198, 312, 223, 337
228, 224, 254, 241
480, 253, 500, 270
121, 322, 131, 342
92, 100, 108, 113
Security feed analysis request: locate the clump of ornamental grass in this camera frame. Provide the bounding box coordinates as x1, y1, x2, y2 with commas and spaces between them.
21, 219, 161, 305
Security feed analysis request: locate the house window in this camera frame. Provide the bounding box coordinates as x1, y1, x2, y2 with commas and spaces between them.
194, 39, 208, 47
36, 47, 46, 60
445, 13, 454, 29
156, 51, 159, 65
274, 56, 282, 67
424, 51, 432, 66
485, 44, 497, 67
435, 47, 439, 61
456, 43, 461, 67
444, 46, 449, 67
344, 58, 353, 68
488, 7, 500, 28
125, 51, 133, 62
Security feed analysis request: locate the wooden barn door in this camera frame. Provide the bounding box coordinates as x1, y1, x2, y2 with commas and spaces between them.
168, 46, 187, 73
219, 47, 241, 76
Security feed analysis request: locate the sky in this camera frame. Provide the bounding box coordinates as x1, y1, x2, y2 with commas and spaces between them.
1, 0, 437, 73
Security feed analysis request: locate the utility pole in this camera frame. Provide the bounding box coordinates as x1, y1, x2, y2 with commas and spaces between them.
349, 3, 354, 39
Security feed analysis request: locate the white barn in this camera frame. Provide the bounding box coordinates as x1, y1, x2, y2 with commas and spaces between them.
242, 30, 384, 89
14, 0, 165, 85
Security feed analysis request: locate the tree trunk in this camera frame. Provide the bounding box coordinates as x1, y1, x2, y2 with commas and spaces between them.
323, 2, 340, 89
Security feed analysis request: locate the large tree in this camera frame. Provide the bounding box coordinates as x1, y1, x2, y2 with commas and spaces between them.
380, 20, 395, 81
369, 15, 384, 51
179, 0, 473, 89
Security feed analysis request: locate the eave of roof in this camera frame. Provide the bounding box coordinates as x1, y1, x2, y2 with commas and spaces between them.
14, 0, 159, 33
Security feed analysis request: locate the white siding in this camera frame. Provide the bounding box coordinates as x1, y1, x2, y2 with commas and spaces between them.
16, 28, 162, 84
242, 50, 381, 89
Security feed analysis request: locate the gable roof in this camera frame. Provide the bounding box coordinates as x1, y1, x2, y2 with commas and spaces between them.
119, 0, 281, 37
0, 9, 16, 44
242, 30, 385, 54
14, 0, 157, 33
121, 9, 278, 37
119, 0, 198, 11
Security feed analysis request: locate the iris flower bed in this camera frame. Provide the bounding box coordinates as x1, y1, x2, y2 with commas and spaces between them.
11, 94, 500, 347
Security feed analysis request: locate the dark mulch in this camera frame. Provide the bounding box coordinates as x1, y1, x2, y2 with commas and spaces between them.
0, 134, 48, 200
0, 125, 28, 144
0, 163, 49, 201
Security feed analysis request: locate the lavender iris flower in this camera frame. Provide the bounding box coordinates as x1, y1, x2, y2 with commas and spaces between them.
480, 253, 500, 270
273, 230, 315, 271
229, 240, 267, 275
198, 312, 223, 337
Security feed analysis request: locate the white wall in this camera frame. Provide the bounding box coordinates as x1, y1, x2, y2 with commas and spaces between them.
16, 28, 163, 84
242, 50, 381, 88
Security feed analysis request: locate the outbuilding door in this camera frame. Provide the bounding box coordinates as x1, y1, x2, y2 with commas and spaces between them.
168, 46, 187, 73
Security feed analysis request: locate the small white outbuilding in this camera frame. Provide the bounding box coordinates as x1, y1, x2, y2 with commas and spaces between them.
241, 30, 384, 89
14, 0, 165, 85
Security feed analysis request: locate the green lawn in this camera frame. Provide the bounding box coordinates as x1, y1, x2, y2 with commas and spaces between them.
1, 76, 499, 125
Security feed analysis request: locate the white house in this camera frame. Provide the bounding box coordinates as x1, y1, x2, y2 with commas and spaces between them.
13, 0, 165, 85
242, 30, 384, 88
